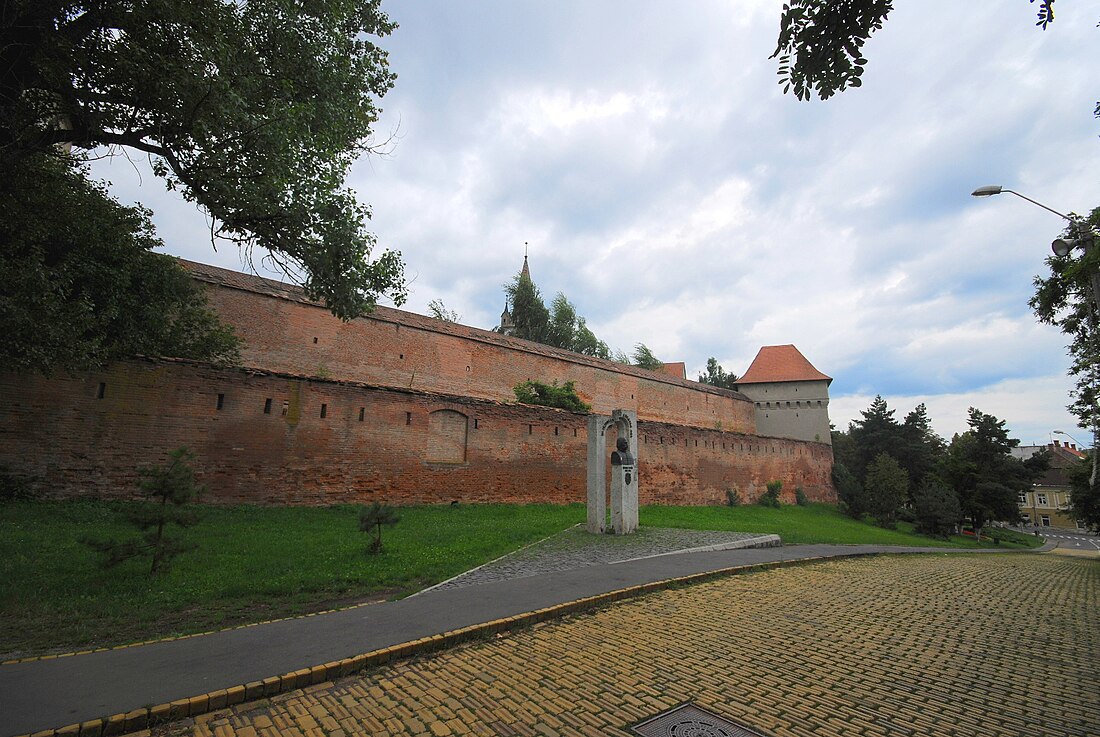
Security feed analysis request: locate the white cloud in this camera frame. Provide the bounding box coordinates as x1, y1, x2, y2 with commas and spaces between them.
83, 0, 1100, 446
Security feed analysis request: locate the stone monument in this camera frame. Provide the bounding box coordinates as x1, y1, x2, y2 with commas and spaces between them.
586, 409, 639, 534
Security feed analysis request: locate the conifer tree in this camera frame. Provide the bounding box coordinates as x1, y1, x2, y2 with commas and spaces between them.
359, 502, 400, 555
848, 395, 904, 477
504, 271, 550, 344
944, 408, 1045, 539
84, 447, 203, 574
912, 481, 961, 539
864, 452, 908, 529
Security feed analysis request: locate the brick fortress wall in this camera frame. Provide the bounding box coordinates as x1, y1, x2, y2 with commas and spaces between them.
0, 261, 835, 505
0, 360, 833, 505
193, 262, 757, 433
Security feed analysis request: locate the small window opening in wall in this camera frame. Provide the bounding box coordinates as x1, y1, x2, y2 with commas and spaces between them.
282, 400, 289, 416
528, 424, 533, 435
320, 403, 327, 418
313, 337, 318, 344
97, 382, 106, 399
399, 354, 404, 360
405, 412, 412, 426
695, 439, 698, 447
359, 407, 365, 422
465, 366, 471, 372
264, 398, 272, 414
217, 393, 225, 410
554, 426, 559, 436
473, 418, 479, 429
631, 394, 634, 399
573, 428, 578, 437
660, 437, 663, 444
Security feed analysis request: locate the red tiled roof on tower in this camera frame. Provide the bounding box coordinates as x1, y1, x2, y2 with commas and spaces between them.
738, 344, 831, 385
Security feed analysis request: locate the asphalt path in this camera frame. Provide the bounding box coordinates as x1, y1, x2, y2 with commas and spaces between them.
0, 542, 1054, 737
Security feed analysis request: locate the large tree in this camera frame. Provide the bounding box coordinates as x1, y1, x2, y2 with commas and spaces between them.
847, 395, 903, 477
0, 155, 240, 372
632, 343, 663, 371
1, 1, 406, 340
897, 403, 946, 493
773, 1, 1065, 102
502, 272, 613, 358
863, 452, 909, 528
1068, 451, 1100, 531
1030, 205, 1100, 488
697, 357, 739, 390
944, 407, 1045, 539
503, 270, 550, 344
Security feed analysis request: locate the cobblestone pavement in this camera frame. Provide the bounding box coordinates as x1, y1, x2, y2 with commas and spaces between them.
426, 526, 777, 592
160, 553, 1099, 737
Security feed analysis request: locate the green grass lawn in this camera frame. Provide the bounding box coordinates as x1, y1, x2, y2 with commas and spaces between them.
0, 501, 585, 659
0, 500, 1041, 658
641, 503, 1044, 548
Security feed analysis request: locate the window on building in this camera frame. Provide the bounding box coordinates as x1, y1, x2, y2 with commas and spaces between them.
1037, 493, 1048, 506
1040, 515, 1051, 527
1017, 491, 1027, 505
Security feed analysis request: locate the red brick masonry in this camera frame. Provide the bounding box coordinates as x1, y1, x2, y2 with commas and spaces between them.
0, 261, 834, 505
0, 359, 833, 505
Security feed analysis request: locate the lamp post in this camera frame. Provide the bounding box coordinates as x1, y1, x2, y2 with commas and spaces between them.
971, 185, 1099, 486
970, 185, 1100, 311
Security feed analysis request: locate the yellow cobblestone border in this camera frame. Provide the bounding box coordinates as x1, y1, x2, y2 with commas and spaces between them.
12, 550, 1016, 737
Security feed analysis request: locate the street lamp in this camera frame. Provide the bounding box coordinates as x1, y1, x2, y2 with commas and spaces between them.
1053, 430, 1086, 449
972, 185, 1100, 486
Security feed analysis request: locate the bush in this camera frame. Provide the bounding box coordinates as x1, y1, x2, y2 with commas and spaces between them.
758, 480, 782, 508
725, 488, 742, 507
794, 486, 809, 506
513, 379, 591, 413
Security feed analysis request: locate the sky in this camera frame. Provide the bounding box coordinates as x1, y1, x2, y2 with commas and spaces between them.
88, 1, 1100, 447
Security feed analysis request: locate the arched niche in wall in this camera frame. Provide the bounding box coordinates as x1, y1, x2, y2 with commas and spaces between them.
427, 409, 469, 464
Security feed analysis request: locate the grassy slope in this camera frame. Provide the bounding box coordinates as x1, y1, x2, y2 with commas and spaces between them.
0, 500, 1040, 657
0, 501, 585, 658
642, 503, 1044, 548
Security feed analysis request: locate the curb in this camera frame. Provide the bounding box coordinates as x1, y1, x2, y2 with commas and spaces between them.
12, 550, 887, 737
12, 547, 1042, 737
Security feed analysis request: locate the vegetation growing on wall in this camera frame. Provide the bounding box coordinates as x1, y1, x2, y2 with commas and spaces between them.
513, 380, 592, 413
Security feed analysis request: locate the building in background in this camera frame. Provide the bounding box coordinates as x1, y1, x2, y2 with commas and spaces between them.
1011, 441, 1087, 530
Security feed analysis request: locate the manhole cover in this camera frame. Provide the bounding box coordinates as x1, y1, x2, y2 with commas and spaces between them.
631, 702, 768, 737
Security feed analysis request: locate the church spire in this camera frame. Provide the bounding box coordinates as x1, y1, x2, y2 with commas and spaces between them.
520, 242, 531, 280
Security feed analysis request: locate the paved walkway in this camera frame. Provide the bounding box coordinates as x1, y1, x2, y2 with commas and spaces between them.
423, 526, 780, 592
164, 553, 1099, 737
0, 537, 1064, 737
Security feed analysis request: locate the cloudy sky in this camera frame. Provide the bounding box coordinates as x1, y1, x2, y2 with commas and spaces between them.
90, 1, 1100, 446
